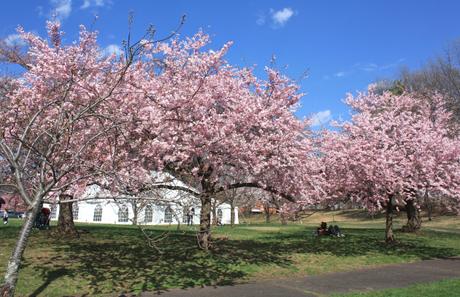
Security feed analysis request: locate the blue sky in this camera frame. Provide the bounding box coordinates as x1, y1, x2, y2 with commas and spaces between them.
2, 1, 460, 126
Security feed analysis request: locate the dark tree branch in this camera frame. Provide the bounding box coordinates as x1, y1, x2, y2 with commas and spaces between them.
215, 182, 297, 203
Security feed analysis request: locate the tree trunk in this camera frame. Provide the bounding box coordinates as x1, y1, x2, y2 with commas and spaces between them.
264, 203, 271, 224
230, 200, 235, 227
198, 194, 212, 251
280, 212, 288, 225
55, 195, 79, 238
172, 208, 181, 230
1, 198, 42, 297
424, 190, 433, 221
402, 199, 421, 232
385, 196, 395, 243
132, 203, 138, 226
427, 203, 433, 221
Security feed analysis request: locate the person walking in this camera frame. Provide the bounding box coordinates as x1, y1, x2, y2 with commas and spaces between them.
3, 209, 9, 225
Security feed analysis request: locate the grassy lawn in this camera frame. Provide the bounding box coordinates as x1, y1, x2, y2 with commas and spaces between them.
0, 211, 459, 296
332, 278, 460, 297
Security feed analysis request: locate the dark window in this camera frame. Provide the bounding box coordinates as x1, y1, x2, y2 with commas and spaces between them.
164, 206, 173, 223
118, 205, 129, 222
93, 204, 102, 222
217, 209, 223, 221
145, 205, 153, 223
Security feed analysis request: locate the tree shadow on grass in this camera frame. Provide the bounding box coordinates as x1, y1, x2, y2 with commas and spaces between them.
29, 268, 73, 297
27, 225, 460, 296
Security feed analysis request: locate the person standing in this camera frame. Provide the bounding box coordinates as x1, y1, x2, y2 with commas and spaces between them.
186, 208, 192, 226
3, 209, 8, 225
190, 208, 195, 226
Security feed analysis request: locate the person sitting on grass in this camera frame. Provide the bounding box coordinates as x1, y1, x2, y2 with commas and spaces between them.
316, 221, 329, 236
34, 207, 51, 230
315, 222, 345, 237
41, 208, 51, 229
328, 224, 345, 237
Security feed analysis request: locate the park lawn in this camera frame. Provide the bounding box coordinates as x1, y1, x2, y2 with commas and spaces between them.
332, 278, 460, 297
0, 212, 459, 296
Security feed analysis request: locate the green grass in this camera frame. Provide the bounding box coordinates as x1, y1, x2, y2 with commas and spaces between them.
1, 212, 459, 296
332, 278, 460, 297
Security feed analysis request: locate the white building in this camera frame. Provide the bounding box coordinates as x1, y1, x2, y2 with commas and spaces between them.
47, 174, 238, 226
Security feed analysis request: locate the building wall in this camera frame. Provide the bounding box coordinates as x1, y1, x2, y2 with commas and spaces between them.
46, 175, 239, 225
47, 200, 239, 225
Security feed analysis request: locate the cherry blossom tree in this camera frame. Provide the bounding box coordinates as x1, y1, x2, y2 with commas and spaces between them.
321, 87, 460, 242
0, 20, 147, 295
114, 33, 325, 250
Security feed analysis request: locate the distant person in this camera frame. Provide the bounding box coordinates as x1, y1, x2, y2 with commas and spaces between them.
187, 208, 195, 226
3, 209, 8, 225
41, 208, 51, 229
186, 208, 192, 226
328, 224, 344, 237
316, 221, 328, 236
34, 207, 51, 229
315, 222, 345, 237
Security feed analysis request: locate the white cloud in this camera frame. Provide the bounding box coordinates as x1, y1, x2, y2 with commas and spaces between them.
81, 0, 110, 9
271, 8, 294, 26
101, 44, 122, 56
334, 71, 346, 77
50, 0, 72, 21
310, 110, 332, 127
4, 34, 26, 46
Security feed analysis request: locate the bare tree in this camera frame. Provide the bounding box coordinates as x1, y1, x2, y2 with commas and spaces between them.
398, 39, 460, 123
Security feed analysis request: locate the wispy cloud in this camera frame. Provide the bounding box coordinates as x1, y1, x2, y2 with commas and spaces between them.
310, 110, 332, 127
271, 8, 294, 26
3, 34, 26, 46
50, 0, 72, 21
257, 7, 296, 28
326, 58, 406, 80
359, 63, 378, 72
379, 58, 406, 70
256, 13, 266, 25
81, 0, 111, 10
36, 5, 45, 17
355, 58, 406, 72
101, 44, 122, 56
